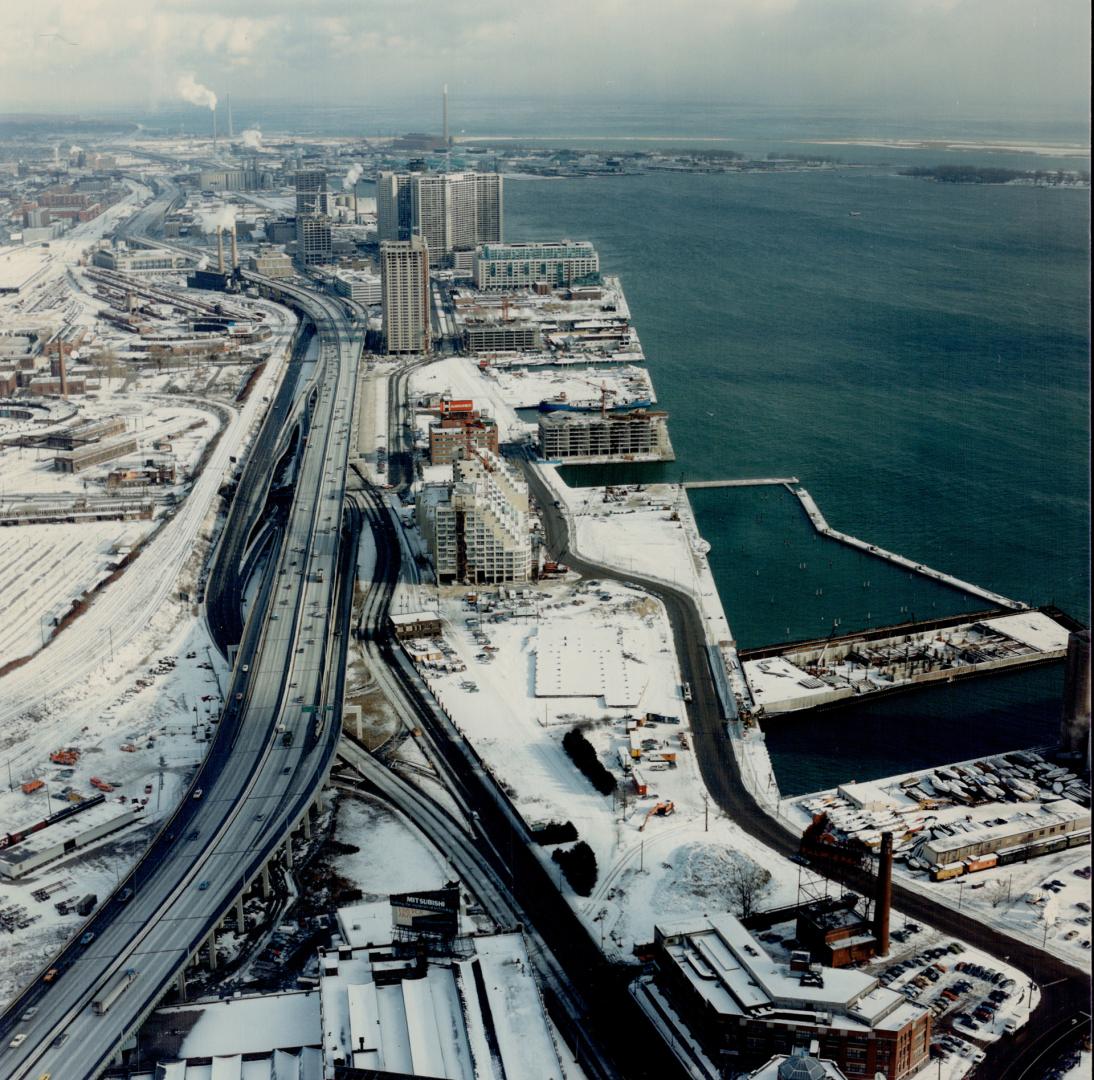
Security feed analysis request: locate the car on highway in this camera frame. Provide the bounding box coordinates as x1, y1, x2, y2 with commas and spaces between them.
50, 1032, 69, 1048
8, 1032, 28, 1048
20, 1006, 38, 1020
198, 880, 210, 890
42, 968, 59, 983
193, 788, 204, 800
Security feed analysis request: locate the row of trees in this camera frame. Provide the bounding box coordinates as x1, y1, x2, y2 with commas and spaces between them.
562, 727, 617, 796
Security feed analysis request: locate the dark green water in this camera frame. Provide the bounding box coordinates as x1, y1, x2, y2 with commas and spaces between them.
505, 167, 1090, 795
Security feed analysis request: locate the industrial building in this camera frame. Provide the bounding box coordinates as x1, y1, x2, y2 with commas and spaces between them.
538, 408, 672, 462
54, 435, 138, 473
378, 170, 503, 266
247, 247, 294, 279
389, 611, 443, 639
318, 931, 562, 1078
416, 450, 532, 584
332, 269, 382, 304
921, 797, 1089, 865
380, 237, 431, 355
428, 412, 499, 465
0, 803, 145, 880
92, 247, 191, 273
638, 911, 930, 1080
473, 240, 599, 291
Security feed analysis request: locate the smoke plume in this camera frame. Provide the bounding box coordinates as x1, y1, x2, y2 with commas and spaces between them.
177, 73, 217, 111
241, 129, 262, 149
199, 206, 237, 233
344, 163, 363, 190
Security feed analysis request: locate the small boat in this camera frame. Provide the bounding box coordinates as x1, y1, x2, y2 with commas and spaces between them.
537, 395, 653, 414
849, 210, 862, 217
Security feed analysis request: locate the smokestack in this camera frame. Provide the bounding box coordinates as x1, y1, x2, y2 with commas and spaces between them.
57, 338, 68, 400
354, 190, 359, 223
227, 93, 234, 139
230, 221, 239, 271
1062, 629, 1091, 763
212, 106, 217, 152
874, 832, 893, 956
443, 83, 449, 146
216, 227, 225, 273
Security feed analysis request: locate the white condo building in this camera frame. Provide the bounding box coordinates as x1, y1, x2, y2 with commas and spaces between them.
380, 237, 431, 355
416, 450, 532, 584
473, 240, 600, 290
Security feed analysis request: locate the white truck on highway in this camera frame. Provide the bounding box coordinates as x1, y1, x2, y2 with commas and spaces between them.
92, 968, 139, 1015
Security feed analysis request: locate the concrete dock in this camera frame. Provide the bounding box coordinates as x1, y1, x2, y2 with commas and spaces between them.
788, 485, 1027, 612
683, 477, 799, 489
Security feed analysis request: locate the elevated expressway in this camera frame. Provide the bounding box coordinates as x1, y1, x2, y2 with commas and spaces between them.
0, 274, 365, 1078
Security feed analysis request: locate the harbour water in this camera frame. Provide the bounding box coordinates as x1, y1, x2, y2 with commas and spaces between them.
504, 160, 1089, 795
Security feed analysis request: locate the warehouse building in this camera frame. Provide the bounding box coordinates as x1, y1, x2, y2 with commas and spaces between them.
54, 435, 138, 473
637, 913, 931, 1080
462, 319, 541, 352
922, 798, 1090, 865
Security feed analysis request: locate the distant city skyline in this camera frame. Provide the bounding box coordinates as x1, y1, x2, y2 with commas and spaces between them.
2, 1, 1089, 120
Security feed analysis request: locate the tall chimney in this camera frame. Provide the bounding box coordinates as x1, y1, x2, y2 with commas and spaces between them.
226, 93, 234, 139
443, 83, 449, 146
230, 221, 239, 271
1062, 629, 1091, 764
57, 338, 69, 400
212, 106, 218, 152
874, 832, 893, 956
216, 227, 225, 273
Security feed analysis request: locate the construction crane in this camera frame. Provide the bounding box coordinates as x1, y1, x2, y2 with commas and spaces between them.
639, 801, 675, 831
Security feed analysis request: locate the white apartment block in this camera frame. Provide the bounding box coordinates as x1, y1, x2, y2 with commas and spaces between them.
380, 237, 430, 355
416, 450, 531, 584
378, 171, 503, 266
473, 240, 599, 290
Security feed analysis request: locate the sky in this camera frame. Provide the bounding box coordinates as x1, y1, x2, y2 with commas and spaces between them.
0, 0, 1089, 123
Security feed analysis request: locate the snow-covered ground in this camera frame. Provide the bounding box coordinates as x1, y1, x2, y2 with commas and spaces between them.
0, 519, 152, 662
402, 578, 801, 957
410, 354, 528, 442
0, 615, 223, 1008
482, 363, 654, 410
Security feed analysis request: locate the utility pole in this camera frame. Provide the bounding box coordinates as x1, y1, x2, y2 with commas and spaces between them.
704, 793, 709, 833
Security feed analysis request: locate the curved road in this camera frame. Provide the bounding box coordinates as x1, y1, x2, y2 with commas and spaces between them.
521, 461, 1091, 1080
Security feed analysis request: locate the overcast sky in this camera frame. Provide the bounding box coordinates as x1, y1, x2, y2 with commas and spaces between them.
1, 0, 1089, 122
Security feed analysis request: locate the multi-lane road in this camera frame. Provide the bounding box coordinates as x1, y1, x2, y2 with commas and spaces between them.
0, 264, 363, 1076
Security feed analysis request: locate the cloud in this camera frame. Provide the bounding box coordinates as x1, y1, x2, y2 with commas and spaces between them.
0, 0, 1087, 119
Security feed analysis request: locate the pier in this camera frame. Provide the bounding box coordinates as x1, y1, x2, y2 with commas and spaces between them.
683, 476, 799, 489
787, 484, 1027, 612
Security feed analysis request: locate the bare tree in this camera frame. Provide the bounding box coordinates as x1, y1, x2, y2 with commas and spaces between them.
725, 857, 773, 919
989, 879, 1011, 909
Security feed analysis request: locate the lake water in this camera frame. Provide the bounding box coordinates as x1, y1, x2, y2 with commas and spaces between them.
503, 164, 1090, 795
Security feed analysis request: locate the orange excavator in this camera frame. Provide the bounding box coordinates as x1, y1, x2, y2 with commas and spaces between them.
639, 801, 675, 831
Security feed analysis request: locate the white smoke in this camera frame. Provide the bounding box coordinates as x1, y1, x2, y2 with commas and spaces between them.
177, 73, 217, 111
344, 162, 363, 190
195, 255, 209, 271
198, 206, 237, 233
69, 145, 83, 155
241, 129, 262, 149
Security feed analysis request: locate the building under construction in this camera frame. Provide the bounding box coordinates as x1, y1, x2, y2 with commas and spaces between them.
538, 408, 673, 463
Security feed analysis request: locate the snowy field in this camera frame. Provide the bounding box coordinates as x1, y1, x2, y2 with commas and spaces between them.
0, 520, 152, 663
0, 616, 223, 1008
483, 363, 654, 410
408, 578, 801, 956
410, 354, 528, 442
